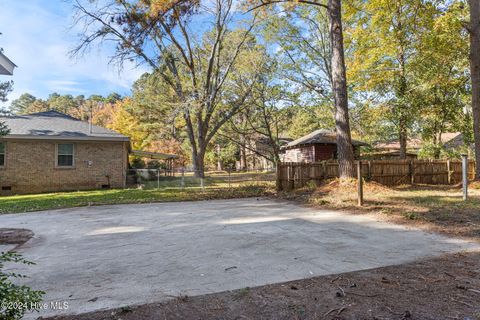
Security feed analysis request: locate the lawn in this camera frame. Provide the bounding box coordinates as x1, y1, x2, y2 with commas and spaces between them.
0, 184, 273, 214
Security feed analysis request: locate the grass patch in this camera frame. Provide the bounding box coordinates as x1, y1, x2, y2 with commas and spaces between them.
0, 184, 273, 214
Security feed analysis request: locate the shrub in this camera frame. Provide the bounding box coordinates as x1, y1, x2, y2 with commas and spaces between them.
0, 251, 44, 320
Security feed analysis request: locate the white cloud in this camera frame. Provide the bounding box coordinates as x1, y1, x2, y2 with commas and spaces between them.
0, 0, 149, 107
44, 80, 85, 93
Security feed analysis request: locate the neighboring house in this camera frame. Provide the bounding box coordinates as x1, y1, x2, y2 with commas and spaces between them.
442, 132, 474, 150
0, 111, 130, 195
0, 51, 16, 75
282, 129, 367, 163
362, 151, 418, 160
374, 138, 423, 154
372, 132, 466, 159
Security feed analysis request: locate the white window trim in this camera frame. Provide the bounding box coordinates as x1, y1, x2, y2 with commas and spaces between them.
55, 143, 75, 168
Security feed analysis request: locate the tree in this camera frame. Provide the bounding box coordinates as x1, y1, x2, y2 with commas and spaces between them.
72, 0, 262, 177
250, 0, 355, 178
262, 6, 333, 106
414, 11, 470, 158
221, 62, 292, 166
0, 80, 12, 103
0, 74, 11, 135
47, 93, 78, 114
346, 0, 438, 159
10, 93, 36, 114
469, 0, 480, 178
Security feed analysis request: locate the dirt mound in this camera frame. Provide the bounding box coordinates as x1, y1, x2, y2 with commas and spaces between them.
0, 228, 34, 245
315, 178, 392, 195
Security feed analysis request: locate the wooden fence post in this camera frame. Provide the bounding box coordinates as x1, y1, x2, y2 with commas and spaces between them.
410, 160, 415, 185
322, 161, 327, 179
357, 161, 363, 206
288, 164, 294, 190
367, 161, 372, 181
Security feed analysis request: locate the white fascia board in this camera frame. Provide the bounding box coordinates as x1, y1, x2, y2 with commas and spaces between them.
0, 52, 16, 75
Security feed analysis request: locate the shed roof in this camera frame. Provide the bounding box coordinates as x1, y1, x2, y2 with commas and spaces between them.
0, 110, 129, 142
284, 129, 368, 149
131, 150, 178, 160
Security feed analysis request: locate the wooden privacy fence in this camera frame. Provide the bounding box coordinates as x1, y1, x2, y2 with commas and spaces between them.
277, 160, 476, 190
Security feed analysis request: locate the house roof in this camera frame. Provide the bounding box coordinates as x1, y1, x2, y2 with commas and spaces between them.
374, 138, 423, 150
0, 51, 16, 75
375, 132, 463, 150
362, 151, 418, 159
443, 132, 473, 149
284, 129, 368, 149
0, 110, 129, 142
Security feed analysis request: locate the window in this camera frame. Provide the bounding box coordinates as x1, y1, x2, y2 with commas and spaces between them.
0, 142, 5, 167
57, 143, 74, 167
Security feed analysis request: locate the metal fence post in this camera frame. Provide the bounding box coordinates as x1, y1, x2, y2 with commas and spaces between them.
228, 168, 231, 188
357, 161, 363, 206
447, 159, 452, 185
181, 168, 185, 189
200, 172, 205, 190
462, 154, 468, 201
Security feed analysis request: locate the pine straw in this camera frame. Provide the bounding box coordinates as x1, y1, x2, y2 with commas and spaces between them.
278, 178, 480, 240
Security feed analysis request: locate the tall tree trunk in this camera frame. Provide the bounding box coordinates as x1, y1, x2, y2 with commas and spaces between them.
239, 134, 247, 170
470, 0, 480, 179
240, 146, 247, 170
328, 0, 355, 178
193, 148, 205, 178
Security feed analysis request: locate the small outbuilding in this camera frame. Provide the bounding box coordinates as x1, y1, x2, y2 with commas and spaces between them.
282, 129, 367, 163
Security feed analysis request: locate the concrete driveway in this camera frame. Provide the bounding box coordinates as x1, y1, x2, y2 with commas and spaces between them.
1, 198, 478, 318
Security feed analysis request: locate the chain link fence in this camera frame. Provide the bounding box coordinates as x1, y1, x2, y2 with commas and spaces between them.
126, 168, 276, 190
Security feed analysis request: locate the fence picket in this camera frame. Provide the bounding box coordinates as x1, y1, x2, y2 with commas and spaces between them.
276, 160, 477, 190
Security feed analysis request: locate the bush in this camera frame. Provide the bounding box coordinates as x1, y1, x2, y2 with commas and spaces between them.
0, 251, 44, 320
130, 157, 146, 169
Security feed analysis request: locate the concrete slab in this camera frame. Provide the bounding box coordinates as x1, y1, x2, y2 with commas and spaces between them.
0, 198, 478, 318
0, 244, 16, 252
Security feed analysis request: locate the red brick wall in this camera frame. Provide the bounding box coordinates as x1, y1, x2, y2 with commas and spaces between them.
0, 139, 129, 195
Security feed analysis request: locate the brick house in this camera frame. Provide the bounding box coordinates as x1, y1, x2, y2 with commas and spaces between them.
0, 111, 130, 195
282, 129, 367, 163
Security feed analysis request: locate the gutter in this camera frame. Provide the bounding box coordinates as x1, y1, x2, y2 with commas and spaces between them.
1, 134, 130, 142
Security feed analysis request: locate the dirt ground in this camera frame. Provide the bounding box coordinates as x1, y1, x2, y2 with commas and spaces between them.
0, 227, 33, 245
46, 251, 480, 320
280, 180, 480, 240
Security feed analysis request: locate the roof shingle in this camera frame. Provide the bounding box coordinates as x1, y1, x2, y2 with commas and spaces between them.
285, 129, 368, 148
0, 110, 129, 141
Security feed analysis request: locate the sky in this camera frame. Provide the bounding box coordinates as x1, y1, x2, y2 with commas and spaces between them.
0, 0, 150, 108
